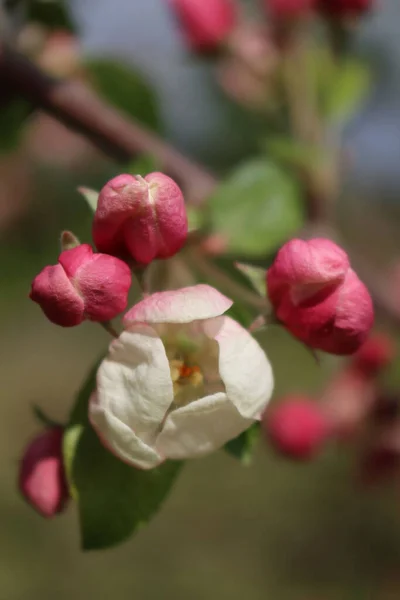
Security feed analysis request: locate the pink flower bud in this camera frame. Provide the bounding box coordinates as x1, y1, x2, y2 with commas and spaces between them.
262, 397, 330, 460
30, 244, 131, 326
264, 0, 315, 20
317, 0, 372, 18
266, 238, 374, 355
92, 173, 188, 265
352, 333, 395, 377
18, 427, 69, 518
169, 0, 237, 53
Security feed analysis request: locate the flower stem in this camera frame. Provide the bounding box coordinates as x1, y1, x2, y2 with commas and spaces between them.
100, 321, 119, 338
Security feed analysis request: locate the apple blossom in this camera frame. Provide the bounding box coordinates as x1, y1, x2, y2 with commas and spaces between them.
266, 238, 374, 355
169, 0, 237, 53
89, 284, 274, 469
93, 172, 188, 265
19, 427, 69, 518
263, 396, 330, 460
30, 244, 132, 327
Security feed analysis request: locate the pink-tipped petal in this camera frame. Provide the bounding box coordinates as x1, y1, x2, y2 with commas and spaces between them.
124, 284, 233, 325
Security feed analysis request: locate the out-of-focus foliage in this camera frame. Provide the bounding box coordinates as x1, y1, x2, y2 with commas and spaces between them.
208, 159, 304, 257
27, 0, 73, 30
86, 59, 161, 131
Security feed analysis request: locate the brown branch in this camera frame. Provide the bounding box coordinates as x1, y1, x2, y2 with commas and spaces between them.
0, 42, 217, 205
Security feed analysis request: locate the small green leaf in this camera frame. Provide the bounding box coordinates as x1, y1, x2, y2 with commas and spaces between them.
61, 230, 80, 251
86, 59, 161, 131
225, 423, 261, 465
77, 187, 99, 213
208, 159, 304, 257
63, 359, 183, 550
235, 263, 266, 297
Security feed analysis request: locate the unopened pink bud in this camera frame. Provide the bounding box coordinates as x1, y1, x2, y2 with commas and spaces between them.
169, 0, 237, 53
18, 427, 69, 518
262, 397, 330, 460
30, 244, 131, 326
267, 238, 374, 355
93, 173, 188, 265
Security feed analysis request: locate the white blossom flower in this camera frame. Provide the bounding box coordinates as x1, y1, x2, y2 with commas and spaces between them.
89, 284, 274, 469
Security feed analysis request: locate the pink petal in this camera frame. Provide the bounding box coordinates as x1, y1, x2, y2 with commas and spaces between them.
123, 284, 232, 325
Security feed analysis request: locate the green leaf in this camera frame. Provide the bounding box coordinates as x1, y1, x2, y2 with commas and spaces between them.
235, 263, 266, 297
323, 59, 371, 121
63, 359, 182, 551
208, 159, 304, 257
77, 187, 99, 213
225, 423, 261, 465
86, 59, 161, 131
265, 137, 323, 170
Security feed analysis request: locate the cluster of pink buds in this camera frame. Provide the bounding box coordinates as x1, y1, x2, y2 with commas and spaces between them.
30, 172, 188, 328
261, 332, 398, 475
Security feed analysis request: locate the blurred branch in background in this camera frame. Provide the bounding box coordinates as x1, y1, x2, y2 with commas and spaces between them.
0, 41, 217, 205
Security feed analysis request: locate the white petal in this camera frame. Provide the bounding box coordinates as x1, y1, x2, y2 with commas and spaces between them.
96, 324, 174, 443
203, 317, 274, 419
89, 393, 163, 470
156, 392, 254, 460
123, 284, 232, 325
